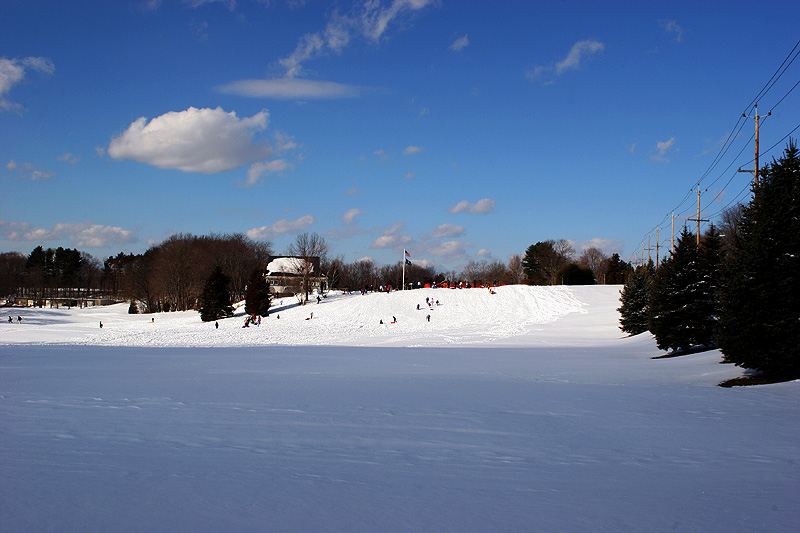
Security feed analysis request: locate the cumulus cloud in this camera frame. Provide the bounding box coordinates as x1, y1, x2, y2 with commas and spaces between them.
0, 56, 55, 112
427, 240, 473, 261
6, 160, 55, 180
476, 248, 491, 257
575, 238, 622, 255
246, 214, 314, 240
429, 223, 465, 239
450, 35, 469, 51
526, 40, 605, 83
217, 78, 364, 99
108, 107, 273, 173
403, 145, 423, 155
370, 221, 412, 250
0, 220, 137, 247
651, 137, 676, 162
447, 198, 495, 214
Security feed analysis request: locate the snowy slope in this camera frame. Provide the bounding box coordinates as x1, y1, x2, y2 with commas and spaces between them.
1, 286, 798, 532
1, 285, 593, 348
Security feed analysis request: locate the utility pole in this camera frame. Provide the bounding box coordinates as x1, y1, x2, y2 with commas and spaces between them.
671, 212, 675, 253
687, 188, 709, 246
739, 103, 770, 195
655, 228, 660, 269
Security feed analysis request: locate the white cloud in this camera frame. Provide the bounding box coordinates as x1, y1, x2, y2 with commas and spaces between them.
476, 248, 491, 257
277, 0, 436, 78
430, 223, 465, 239
244, 159, 292, 187
450, 35, 469, 52
246, 214, 314, 240
6, 160, 55, 180
217, 78, 364, 99
0, 220, 137, 247
403, 145, 423, 155
0, 56, 55, 112
651, 137, 676, 162
108, 107, 282, 174
526, 40, 605, 83
555, 40, 605, 75
343, 208, 364, 225
58, 152, 80, 164
427, 240, 473, 260
661, 20, 685, 43
447, 198, 495, 214
370, 221, 411, 250
576, 238, 622, 255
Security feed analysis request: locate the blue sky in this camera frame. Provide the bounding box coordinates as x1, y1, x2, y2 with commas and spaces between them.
2, 0, 799, 270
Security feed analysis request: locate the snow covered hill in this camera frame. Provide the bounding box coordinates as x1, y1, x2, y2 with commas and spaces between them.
1, 285, 608, 348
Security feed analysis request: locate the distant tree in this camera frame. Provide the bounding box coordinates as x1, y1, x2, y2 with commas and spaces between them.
286, 232, 328, 303
603, 253, 633, 284
244, 267, 271, 316
522, 240, 574, 284
198, 266, 234, 322
556, 263, 595, 285
717, 141, 800, 377
578, 246, 608, 280
506, 254, 523, 284
0, 252, 26, 298
618, 263, 653, 335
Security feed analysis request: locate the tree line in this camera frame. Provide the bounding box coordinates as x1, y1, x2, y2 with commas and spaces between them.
617, 142, 799, 379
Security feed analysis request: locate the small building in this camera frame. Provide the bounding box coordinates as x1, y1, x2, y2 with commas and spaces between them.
264, 256, 326, 298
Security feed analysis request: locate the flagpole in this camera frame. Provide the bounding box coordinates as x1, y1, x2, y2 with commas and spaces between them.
402, 249, 406, 290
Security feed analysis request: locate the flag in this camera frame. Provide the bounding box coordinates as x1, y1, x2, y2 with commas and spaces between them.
405, 259, 412, 265
404, 249, 411, 257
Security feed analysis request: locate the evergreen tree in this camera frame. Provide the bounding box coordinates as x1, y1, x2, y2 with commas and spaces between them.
604, 253, 633, 284
556, 263, 595, 285
244, 267, 271, 316
717, 141, 800, 377
199, 266, 234, 322
648, 228, 715, 352
521, 244, 544, 283
618, 263, 653, 335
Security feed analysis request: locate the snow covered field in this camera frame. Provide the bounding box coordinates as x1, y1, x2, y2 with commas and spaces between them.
1, 286, 798, 531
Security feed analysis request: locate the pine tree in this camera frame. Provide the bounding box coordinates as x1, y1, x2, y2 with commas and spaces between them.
717, 141, 800, 377
648, 228, 715, 352
199, 266, 234, 322
244, 267, 271, 316
618, 263, 653, 335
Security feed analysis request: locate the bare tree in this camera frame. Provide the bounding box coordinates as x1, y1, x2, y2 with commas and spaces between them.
286, 232, 328, 303
507, 254, 523, 285
578, 246, 608, 280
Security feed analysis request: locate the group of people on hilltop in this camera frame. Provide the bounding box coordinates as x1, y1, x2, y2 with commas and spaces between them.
242, 314, 261, 328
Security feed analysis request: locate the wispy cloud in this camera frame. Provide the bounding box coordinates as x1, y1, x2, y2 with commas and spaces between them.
0, 220, 137, 247
0, 56, 55, 112
660, 20, 685, 43
5, 160, 55, 180
450, 35, 469, 52
651, 137, 676, 162
217, 78, 364, 100
58, 152, 81, 164
447, 198, 495, 214
221, 0, 436, 100
526, 40, 605, 83
403, 145, 423, 155
246, 214, 314, 240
